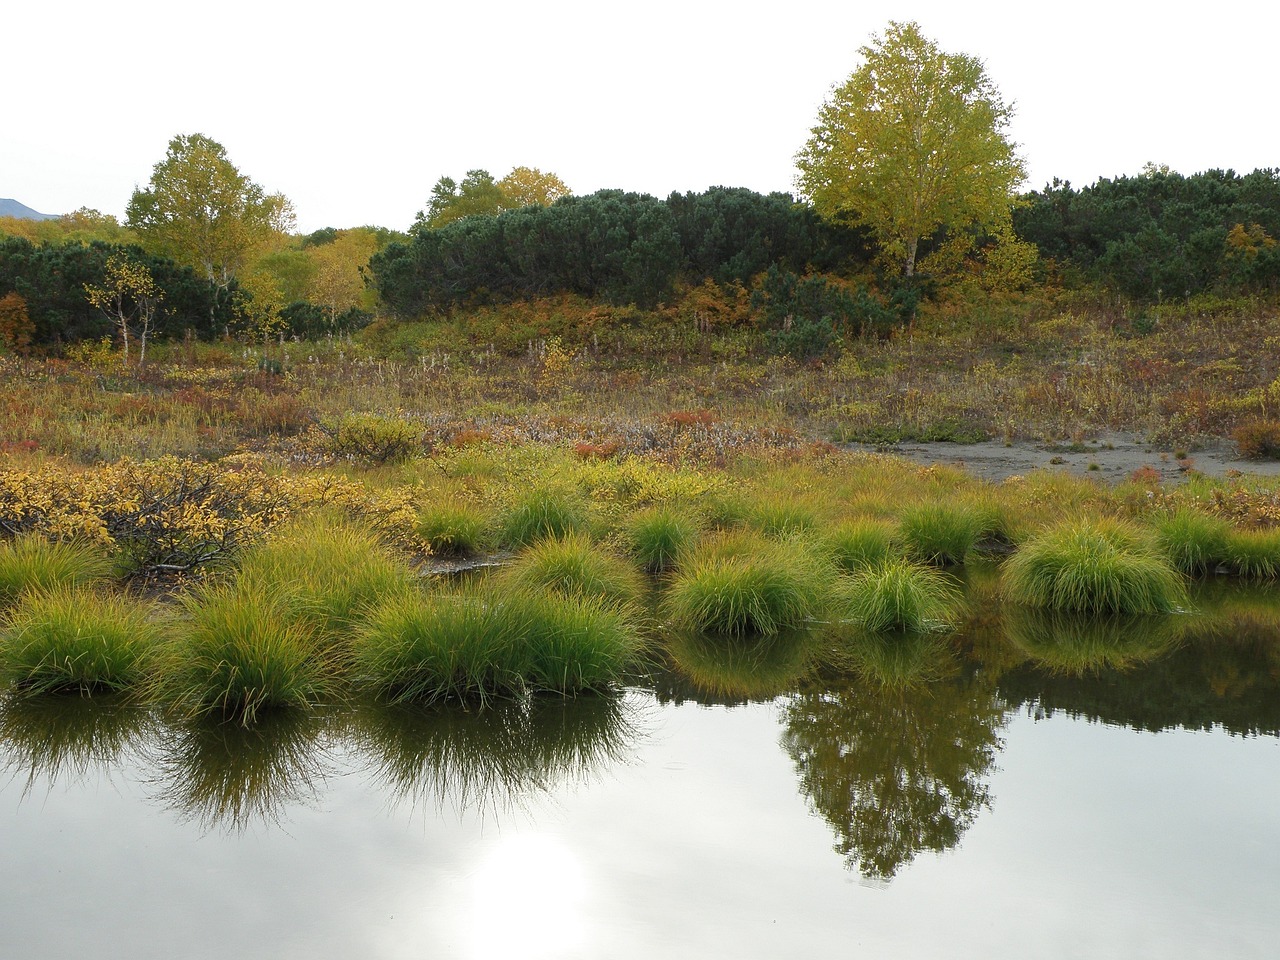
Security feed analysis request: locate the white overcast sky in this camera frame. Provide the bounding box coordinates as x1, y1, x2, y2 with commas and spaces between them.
4, 0, 1277, 234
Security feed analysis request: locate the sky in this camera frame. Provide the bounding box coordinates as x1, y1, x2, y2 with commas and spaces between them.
4, 0, 1278, 235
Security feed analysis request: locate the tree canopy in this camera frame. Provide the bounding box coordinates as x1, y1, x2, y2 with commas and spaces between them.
126, 134, 295, 308
416, 167, 571, 230
796, 21, 1025, 277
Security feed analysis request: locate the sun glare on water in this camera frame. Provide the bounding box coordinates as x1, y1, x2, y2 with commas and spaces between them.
465, 832, 589, 958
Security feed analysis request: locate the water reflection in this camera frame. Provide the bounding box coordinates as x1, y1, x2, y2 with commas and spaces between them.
1004, 607, 1184, 675
0, 694, 158, 794
780, 672, 1006, 880
349, 694, 640, 817
661, 628, 820, 702
150, 711, 336, 831
830, 627, 958, 688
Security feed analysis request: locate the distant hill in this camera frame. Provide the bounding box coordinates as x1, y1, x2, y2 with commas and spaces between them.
0, 199, 59, 220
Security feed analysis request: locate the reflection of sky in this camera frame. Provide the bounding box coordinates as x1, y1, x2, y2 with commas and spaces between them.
2, 702, 1279, 959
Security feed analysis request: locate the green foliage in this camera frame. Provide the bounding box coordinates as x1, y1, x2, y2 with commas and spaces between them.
663, 532, 826, 636
1002, 518, 1188, 614
1155, 508, 1232, 575
0, 536, 113, 607
625, 505, 699, 573
836, 558, 959, 633
417, 167, 572, 230
0, 586, 162, 695
797, 21, 1024, 277
751, 266, 896, 357
898, 502, 989, 565
320, 412, 423, 464
497, 488, 591, 547
501, 534, 644, 608
354, 586, 642, 704
165, 581, 334, 723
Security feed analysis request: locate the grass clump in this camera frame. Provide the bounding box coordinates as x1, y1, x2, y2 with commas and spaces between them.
0, 586, 163, 695
415, 500, 488, 556
1223, 528, 1280, 579
744, 500, 820, 540
497, 488, 590, 547
164, 582, 334, 724
663, 531, 826, 636
625, 505, 698, 573
355, 587, 643, 704
236, 514, 417, 651
1155, 508, 1232, 575
1002, 518, 1188, 615
898, 502, 989, 566
824, 519, 897, 573
0, 536, 113, 607
837, 558, 960, 633
502, 534, 644, 608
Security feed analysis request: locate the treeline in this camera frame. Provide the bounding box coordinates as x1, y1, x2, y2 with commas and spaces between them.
1015, 168, 1280, 300
371, 187, 871, 315
0, 237, 234, 349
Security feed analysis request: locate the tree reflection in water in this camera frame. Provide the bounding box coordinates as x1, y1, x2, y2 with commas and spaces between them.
781, 631, 1006, 880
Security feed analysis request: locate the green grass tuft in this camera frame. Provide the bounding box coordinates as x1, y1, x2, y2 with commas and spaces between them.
837, 558, 960, 633
898, 502, 989, 565
823, 519, 898, 572
625, 505, 699, 573
0, 536, 113, 607
663, 531, 827, 636
415, 500, 488, 556
501, 534, 644, 608
1155, 508, 1232, 575
0, 586, 163, 695
497, 488, 590, 547
1002, 517, 1188, 615
1223, 527, 1280, 579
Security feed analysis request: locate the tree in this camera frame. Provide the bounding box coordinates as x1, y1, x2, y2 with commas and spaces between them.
416, 167, 572, 230
497, 166, 571, 209
126, 134, 295, 315
84, 253, 164, 366
796, 21, 1025, 277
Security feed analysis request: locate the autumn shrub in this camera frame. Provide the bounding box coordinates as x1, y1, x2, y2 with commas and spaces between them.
0, 536, 113, 606
321, 412, 423, 464
1233, 420, 1280, 460
0, 586, 163, 695
1002, 518, 1187, 615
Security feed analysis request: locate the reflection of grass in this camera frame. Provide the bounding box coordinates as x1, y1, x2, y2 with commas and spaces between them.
1004, 607, 1183, 675
0, 693, 156, 792
664, 628, 818, 699
152, 710, 333, 831
1003, 518, 1187, 614
0, 586, 164, 695
828, 628, 958, 689
349, 695, 636, 815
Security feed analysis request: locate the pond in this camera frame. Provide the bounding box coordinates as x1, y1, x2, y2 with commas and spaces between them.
3, 577, 1279, 959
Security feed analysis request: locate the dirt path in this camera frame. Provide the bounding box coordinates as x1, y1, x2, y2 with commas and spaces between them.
849, 433, 1280, 485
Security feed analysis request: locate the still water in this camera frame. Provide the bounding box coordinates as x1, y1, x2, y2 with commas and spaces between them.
2, 580, 1279, 959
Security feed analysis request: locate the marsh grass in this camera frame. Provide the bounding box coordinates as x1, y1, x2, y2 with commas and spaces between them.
744, 500, 820, 540
497, 487, 591, 547
0, 586, 163, 695
1155, 508, 1232, 575
163, 582, 336, 724
663, 531, 827, 636
625, 505, 699, 573
415, 500, 487, 556
1002, 518, 1188, 615
236, 514, 417, 651
0, 536, 113, 607
898, 502, 990, 565
837, 558, 961, 633
1224, 528, 1280, 579
823, 519, 898, 572
501, 534, 645, 608
1004, 607, 1183, 675
355, 586, 643, 705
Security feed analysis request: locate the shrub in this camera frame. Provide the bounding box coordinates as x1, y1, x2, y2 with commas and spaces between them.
1155, 508, 1231, 575
164, 581, 334, 724
1002, 518, 1187, 615
0, 586, 162, 695
415, 501, 487, 556
321, 412, 422, 464
0, 536, 113, 606
1233, 420, 1280, 460
663, 532, 826, 636
497, 488, 590, 547
898, 502, 989, 565
837, 558, 960, 633
625, 505, 699, 573
501, 534, 644, 608
824, 520, 897, 572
